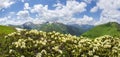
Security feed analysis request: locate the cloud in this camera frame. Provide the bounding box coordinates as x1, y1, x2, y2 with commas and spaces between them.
90, 6, 98, 13
96, 0, 120, 10
17, 10, 29, 19
0, 10, 45, 25
70, 15, 94, 25
95, 9, 120, 25
0, 17, 8, 25
0, 0, 15, 10
30, 0, 88, 24
0, 0, 95, 25
0, 12, 25, 25
92, 0, 120, 25
83, 0, 92, 3
0, 17, 7, 22
24, 3, 30, 10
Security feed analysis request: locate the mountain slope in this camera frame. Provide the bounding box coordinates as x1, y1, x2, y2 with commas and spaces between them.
82, 22, 120, 38
67, 24, 93, 36
36, 22, 69, 34
0, 25, 16, 36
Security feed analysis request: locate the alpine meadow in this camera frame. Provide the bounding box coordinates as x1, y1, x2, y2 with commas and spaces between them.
0, 0, 120, 57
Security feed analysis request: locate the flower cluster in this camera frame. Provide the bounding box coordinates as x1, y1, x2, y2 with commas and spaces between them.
4, 30, 120, 57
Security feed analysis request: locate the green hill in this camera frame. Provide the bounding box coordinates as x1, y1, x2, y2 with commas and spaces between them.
82, 22, 120, 38
36, 22, 69, 34
0, 25, 16, 37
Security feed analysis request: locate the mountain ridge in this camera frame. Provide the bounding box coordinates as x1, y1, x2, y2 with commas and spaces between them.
10, 22, 93, 36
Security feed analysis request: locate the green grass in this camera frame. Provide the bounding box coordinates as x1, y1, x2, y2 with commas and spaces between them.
82, 22, 120, 38
0, 25, 16, 37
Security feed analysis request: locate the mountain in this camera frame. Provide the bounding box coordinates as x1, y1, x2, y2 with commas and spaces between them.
9, 22, 38, 30
0, 25, 16, 36
36, 22, 69, 34
67, 24, 93, 36
22, 22, 36, 29
82, 22, 120, 38
13, 22, 93, 36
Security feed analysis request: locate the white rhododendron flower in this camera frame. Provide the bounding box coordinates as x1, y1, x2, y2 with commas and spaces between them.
4, 30, 120, 57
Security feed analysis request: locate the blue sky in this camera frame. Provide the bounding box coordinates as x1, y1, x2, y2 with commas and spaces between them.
0, 0, 120, 25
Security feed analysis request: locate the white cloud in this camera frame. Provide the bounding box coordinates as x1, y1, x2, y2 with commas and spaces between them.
30, 0, 88, 24
70, 15, 94, 25
83, 0, 92, 3
92, 0, 120, 25
0, 0, 95, 25
0, 12, 25, 25
0, 17, 7, 22
24, 3, 30, 10
17, 10, 29, 19
0, 17, 8, 25
90, 6, 98, 13
95, 9, 120, 25
0, 0, 15, 10
97, 0, 120, 10
0, 10, 46, 25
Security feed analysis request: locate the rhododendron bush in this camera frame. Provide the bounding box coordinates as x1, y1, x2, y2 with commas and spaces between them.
2, 30, 120, 57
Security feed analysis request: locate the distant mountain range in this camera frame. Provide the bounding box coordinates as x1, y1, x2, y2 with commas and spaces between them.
9, 22, 93, 36
2, 22, 120, 38
82, 22, 120, 38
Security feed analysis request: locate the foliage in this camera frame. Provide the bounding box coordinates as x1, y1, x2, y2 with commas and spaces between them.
0, 25, 16, 57
1, 30, 120, 57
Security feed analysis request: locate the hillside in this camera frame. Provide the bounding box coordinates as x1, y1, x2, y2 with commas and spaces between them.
0, 25, 16, 37
36, 22, 69, 34
82, 22, 120, 38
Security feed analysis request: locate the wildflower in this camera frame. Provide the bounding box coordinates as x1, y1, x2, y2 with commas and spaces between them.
58, 50, 63, 54
88, 51, 93, 55
41, 49, 47, 54
9, 49, 13, 53
94, 55, 99, 57
21, 55, 25, 57
36, 53, 42, 57
104, 45, 111, 48
51, 41, 55, 44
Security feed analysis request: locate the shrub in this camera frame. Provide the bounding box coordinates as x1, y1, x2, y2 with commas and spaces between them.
2, 30, 120, 57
